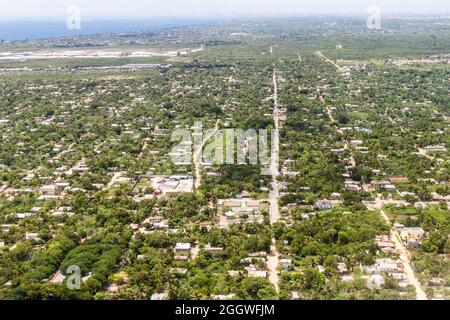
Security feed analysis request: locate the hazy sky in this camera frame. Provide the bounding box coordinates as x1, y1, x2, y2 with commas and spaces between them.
0, 0, 448, 18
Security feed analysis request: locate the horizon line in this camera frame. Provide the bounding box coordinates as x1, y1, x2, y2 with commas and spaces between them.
1, 13, 450, 20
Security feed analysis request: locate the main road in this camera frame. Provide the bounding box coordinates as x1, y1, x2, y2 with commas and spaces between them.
267, 63, 281, 294
269, 65, 281, 224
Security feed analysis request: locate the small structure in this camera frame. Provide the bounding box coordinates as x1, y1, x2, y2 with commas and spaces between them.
363, 258, 404, 276
367, 274, 385, 290
174, 243, 191, 260
150, 176, 194, 197
350, 140, 364, 146
279, 259, 293, 271
424, 145, 447, 153
39, 185, 59, 196
399, 227, 425, 248
315, 200, 335, 210
337, 263, 349, 275
389, 176, 409, 184
151, 292, 168, 300
384, 184, 397, 191
374, 235, 396, 253
204, 244, 224, 255
218, 198, 264, 226
247, 269, 267, 278
25, 232, 41, 241
371, 180, 391, 189
212, 294, 236, 300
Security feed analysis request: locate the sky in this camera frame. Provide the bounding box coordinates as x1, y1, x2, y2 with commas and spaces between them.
0, 0, 448, 19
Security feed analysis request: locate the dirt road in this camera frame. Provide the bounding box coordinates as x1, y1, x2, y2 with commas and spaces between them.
194, 120, 220, 189
369, 198, 428, 300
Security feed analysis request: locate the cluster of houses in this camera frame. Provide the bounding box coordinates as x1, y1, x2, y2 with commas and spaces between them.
173, 243, 223, 261
129, 174, 195, 201
130, 216, 170, 236
218, 197, 266, 228
240, 251, 293, 278
364, 231, 427, 290
385, 55, 450, 66
362, 258, 409, 289
370, 179, 398, 192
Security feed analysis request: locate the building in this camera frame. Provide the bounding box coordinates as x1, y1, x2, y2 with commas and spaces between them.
345, 180, 361, 191
39, 185, 59, 196
371, 180, 391, 189
424, 145, 447, 153
279, 259, 293, 271
151, 292, 168, 300
211, 294, 236, 300
399, 227, 425, 248
315, 200, 335, 210
374, 235, 396, 253
389, 176, 409, 184
218, 198, 264, 227
350, 140, 364, 146
367, 274, 385, 290
204, 244, 224, 255
247, 268, 267, 278
174, 243, 191, 260
291, 292, 301, 300
337, 263, 349, 275
16, 212, 32, 219
384, 184, 397, 191
150, 176, 194, 197
363, 258, 404, 275
25, 232, 41, 241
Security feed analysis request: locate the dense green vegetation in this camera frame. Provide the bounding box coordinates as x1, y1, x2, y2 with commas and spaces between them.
0, 17, 448, 300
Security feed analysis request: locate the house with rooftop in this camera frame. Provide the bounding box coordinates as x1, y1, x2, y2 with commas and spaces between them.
399, 227, 425, 248
424, 145, 447, 153
389, 176, 409, 184
246, 265, 268, 278
371, 180, 391, 190
279, 259, 293, 271
315, 200, 335, 210
374, 235, 397, 254
174, 243, 192, 260
39, 185, 59, 196
150, 175, 194, 197
362, 258, 404, 277
204, 244, 224, 255
366, 274, 385, 290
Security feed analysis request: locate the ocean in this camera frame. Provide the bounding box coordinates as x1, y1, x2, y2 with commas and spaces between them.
0, 18, 213, 41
